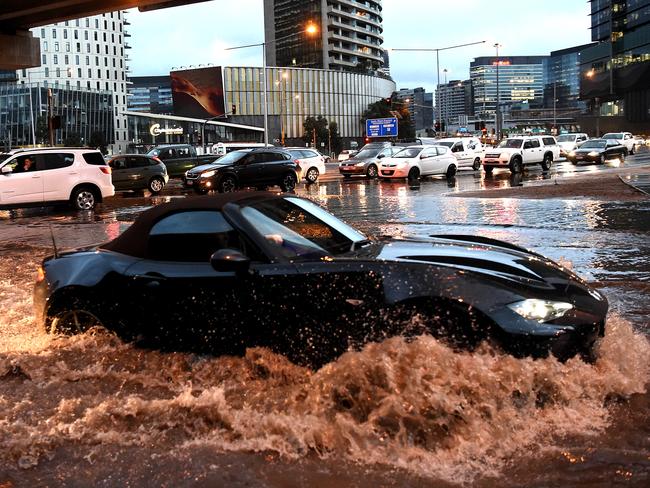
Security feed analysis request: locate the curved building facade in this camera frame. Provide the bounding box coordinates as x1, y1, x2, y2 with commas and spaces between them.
264, 0, 385, 72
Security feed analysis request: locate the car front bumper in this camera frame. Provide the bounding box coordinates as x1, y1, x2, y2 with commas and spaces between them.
339, 165, 367, 175
379, 167, 409, 178
567, 154, 602, 163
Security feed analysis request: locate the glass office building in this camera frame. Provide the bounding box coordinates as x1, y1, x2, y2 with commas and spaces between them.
580, 0, 650, 131
127, 75, 173, 114
543, 44, 595, 111
470, 56, 547, 120
0, 82, 113, 149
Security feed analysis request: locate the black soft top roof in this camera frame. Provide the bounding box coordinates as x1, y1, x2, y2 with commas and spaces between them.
101, 192, 284, 258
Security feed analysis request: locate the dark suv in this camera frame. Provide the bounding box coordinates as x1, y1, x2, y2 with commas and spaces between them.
183, 148, 299, 193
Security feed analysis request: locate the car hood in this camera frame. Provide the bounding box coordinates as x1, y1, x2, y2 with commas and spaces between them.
345, 155, 379, 164
188, 162, 232, 174
348, 235, 579, 291
493, 147, 522, 154
574, 146, 605, 154
558, 141, 576, 150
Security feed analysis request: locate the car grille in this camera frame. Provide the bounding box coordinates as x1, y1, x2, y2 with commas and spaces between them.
485, 153, 501, 159
381, 170, 395, 176
185, 172, 200, 180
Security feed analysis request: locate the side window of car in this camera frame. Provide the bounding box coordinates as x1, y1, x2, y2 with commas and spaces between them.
110, 158, 126, 170
178, 147, 190, 156
148, 211, 245, 262
303, 150, 318, 159
41, 153, 74, 170
435, 146, 449, 156
159, 149, 176, 160
523, 140, 534, 149
542, 137, 555, 146
452, 143, 463, 153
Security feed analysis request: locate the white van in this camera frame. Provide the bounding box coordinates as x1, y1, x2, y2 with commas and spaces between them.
435, 137, 484, 171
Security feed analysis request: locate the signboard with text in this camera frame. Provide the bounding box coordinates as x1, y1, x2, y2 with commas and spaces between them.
366, 117, 398, 138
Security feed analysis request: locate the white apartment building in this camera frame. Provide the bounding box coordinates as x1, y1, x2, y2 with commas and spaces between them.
17, 11, 130, 154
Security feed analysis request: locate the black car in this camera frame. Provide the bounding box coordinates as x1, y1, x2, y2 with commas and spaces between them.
108, 154, 169, 194
34, 193, 607, 367
183, 149, 299, 193
567, 139, 627, 165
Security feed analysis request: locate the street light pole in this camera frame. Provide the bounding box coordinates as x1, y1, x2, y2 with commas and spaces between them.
494, 42, 502, 140
391, 40, 486, 136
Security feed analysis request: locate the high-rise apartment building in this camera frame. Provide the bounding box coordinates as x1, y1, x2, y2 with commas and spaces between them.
580, 0, 650, 132
16, 11, 130, 153
393, 87, 433, 133
263, 0, 385, 72
435, 79, 473, 128
470, 56, 547, 120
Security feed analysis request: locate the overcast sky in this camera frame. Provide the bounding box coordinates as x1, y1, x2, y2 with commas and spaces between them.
128, 0, 592, 92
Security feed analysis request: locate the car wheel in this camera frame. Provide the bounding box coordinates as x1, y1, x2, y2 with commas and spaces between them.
218, 175, 237, 193
366, 164, 378, 178
305, 167, 319, 183
280, 173, 297, 192
446, 164, 457, 179
484, 166, 494, 175
71, 187, 97, 211
47, 300, 103, 335
148, 176, 165, 194
509, 157, 523, 174
541, 154, 553, 171
407, 167, 420, 181
472, 158, 482, 171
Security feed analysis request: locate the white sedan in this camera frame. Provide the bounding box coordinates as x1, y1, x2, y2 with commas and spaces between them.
285, 148, 327, 184
379, 145, 458, 180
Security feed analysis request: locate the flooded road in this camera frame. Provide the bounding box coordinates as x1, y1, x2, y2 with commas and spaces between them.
1, 168, 649, 486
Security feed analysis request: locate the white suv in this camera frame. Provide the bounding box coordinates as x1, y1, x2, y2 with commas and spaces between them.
482, 136, 560, 174
0, 148, 114, 210
602, 132, 636, 155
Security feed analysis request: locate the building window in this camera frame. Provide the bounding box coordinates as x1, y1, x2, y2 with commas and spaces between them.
97, 69, 101, 78
103, 32, 107, 42
42, 54, 47, 64
85, 19, 89, 28
75, 19, 80, 27
74, 30, 78, 40
63, 30, 68, 39
88, 68, 92, 77
104, 58, 108, 67
85, 56, 89, 65
44, 67, 49, 77
94, 32, 98, 41
40, 28, 45, 37
84, 31, 88, 41
53, 54, 58, 64
95, 56, 99, 66
95, 19, 99, 29
52, 29, 57, 39
56, 68, 60, 77
78, 68, 82, 77
43, 40, 48, 50
75, 55, 79, 65
86, 44, 91, 53
66, 42, 70, 52
65, 55, 69, 64
113, 46, 117, 55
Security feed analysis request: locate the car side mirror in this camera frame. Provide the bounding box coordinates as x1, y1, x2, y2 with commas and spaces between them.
210, 249, 251, 273
420, 154, 428, 159
1, 165, 12, 174
377, 154, 385, 159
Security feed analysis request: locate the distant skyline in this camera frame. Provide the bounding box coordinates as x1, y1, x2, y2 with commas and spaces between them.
127, 0, 592, 93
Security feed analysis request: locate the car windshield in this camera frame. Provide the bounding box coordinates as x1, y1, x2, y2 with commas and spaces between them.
241, 197, 368, 260
393, 148, 422, 158
581, 140, 606, 149
603, 133, 622, 139
557, 135, 576, 142
498, 139, 523, 149
353, 148, 381, 159
207, 150, 247, 165
437, 141, 455, 148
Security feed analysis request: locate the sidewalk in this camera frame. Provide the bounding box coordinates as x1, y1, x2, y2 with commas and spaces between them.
621, 174, 650, 195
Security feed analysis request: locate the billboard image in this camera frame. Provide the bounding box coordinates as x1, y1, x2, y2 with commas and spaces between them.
171, 67, 225, 119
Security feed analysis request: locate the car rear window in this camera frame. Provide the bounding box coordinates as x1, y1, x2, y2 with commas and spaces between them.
82, 152, 107, 165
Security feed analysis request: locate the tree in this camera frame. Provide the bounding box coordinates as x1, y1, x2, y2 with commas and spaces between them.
63, 132, 83, 147
302, 115, 329, 148
89, 131, 108, 155
361, 98, 415, 141
328, 121, 343, 155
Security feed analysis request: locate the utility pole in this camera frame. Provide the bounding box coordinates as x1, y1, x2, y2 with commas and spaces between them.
47, 88, 54, 146
312, 128, 316, 148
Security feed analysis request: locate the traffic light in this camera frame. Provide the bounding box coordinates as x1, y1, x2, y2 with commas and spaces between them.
364, 137, 371, 144
231, 104, 237, 115
435, 122, 440, 131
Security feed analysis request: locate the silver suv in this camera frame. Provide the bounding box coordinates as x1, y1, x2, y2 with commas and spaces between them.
0, 148, 115, 210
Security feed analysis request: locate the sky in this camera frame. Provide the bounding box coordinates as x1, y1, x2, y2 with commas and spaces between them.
127, 0, 592, 93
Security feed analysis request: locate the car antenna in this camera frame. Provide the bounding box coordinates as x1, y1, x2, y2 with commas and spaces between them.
49, 224, 59, 259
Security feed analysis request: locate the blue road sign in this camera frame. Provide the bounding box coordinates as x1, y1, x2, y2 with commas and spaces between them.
366, 117, 398, 138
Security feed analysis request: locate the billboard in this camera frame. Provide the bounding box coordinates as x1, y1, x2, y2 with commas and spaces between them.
366, 117, 398, 138
171, 67, 225, 119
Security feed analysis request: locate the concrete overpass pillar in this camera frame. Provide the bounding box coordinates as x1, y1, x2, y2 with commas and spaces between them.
0, 30, 40, 70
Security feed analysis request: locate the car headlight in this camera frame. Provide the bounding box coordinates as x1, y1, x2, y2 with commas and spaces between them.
201, 170, 216, 178
588, 151, 599, 157
356, 162, 366, 167
568, 151, 576, 157
508, 299, 573, 323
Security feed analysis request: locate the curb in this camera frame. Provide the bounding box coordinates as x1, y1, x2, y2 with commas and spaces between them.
618, 175, 650, 196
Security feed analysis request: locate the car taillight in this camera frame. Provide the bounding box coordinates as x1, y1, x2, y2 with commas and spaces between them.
99, 166, 112, 175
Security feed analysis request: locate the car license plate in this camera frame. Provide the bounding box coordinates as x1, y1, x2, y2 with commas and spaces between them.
186, 180, 193, 185
576, 155, 584, 160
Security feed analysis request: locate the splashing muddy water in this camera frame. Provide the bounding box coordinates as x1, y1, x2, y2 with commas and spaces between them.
0, 247, 648, 487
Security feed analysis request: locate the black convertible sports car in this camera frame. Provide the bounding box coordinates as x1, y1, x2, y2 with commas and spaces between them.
34, 193, 607, 366
567, 138, 627, 164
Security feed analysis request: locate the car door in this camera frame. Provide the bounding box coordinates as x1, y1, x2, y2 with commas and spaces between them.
522, 140, 538, 164
123, 210, 261, 353
418, 147, 438, 175
125, 156, 152, 190
40, 152, 76, 201
258, 152, 291, 185
109, 157, 129, 190
0, 154, 44, 205
156, 147, 180, 175
234, 152, 266, 187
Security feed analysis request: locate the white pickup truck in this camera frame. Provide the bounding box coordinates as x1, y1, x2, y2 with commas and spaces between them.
482, 136, 561, 174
